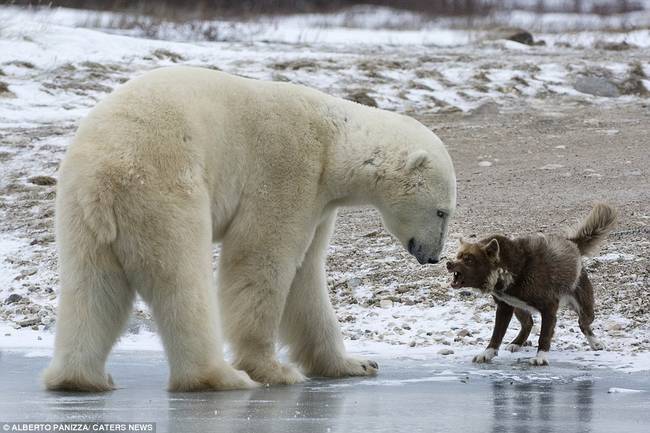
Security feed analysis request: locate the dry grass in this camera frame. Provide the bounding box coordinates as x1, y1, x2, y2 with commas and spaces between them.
0, 80, 14, 97
4, 1, 644, 22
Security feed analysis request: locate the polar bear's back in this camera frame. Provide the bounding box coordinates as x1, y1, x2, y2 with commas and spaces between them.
71, 67, 344, 168
59, 67, 351, 243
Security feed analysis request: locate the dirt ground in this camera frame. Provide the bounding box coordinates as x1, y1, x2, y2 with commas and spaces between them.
328, 100, 649, 349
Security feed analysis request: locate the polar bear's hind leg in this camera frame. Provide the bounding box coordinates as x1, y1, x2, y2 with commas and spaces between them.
117, 192, 257, 392
43, 208, 135, 392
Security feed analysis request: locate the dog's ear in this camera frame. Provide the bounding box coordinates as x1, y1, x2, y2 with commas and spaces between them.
406, 150, 429, 172
484, 238, 500, 260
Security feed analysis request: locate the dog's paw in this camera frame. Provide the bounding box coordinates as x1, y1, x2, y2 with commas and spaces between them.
505, 344, 522, 353
528, 351, 549, 366
587, 336, 605, 351
472, 348, 497, 364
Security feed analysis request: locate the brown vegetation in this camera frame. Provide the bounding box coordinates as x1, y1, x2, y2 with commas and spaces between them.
5, 1, 644, 20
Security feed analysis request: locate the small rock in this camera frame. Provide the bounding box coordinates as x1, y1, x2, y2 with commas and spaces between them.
595, 41, 634, 51
507, 30, 534, 45
607, 322, 624, 331
574, 75, 620, 98
396, 286, 410, 294
438, 348, 454, 355
17, 317, 40, 327
23, 267, 37, 276
467, 101, 499, 117
28, 175, 57, 186
478, 161, 492, 167
539, 163, 563, 170
347, 90, 377, 107
379, 299, 393, 309
5, 294, 23, 305
409, 341, 416, 347
457, 329, 471, 337
346, 278, 362, 289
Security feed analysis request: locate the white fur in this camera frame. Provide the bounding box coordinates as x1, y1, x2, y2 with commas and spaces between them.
492, 291, 539, 315
560, 295, 581, 313
473, 348, 497, 363
528, 351, 550, 366
587, 335, 605, 351
43, 67, 455, 391
484, 268, 515, 292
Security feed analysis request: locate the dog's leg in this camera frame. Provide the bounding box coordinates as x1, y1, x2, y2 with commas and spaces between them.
473, 300, 513, 363
506, 309, 533, 352
529, 305, 557, 366
575, 271, 605, 350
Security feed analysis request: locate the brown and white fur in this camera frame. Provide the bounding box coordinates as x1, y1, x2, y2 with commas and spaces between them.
446, 204, 617, 366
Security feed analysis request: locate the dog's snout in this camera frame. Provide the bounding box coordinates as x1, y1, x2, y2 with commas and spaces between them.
446, 261, 454, 271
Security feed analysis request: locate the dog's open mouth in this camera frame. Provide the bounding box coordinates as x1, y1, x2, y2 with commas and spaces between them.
451, 271, 463, 288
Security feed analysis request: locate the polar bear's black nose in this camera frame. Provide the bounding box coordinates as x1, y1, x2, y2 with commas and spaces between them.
428, 257, 440, 264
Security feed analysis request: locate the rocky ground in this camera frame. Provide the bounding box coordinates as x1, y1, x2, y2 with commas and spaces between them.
328, 102, 650, 356
0, 6, 648, 367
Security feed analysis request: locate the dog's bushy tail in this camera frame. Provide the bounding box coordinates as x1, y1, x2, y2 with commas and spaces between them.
567, 203, 617, 256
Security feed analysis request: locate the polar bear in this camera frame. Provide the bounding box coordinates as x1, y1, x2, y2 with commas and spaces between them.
43, 67, 456, 392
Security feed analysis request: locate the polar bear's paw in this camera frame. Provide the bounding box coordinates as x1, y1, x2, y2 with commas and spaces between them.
312, 357, 379, 378
238, 359, 306, 386
169, 363, 258, 392
43, 367, 116, 392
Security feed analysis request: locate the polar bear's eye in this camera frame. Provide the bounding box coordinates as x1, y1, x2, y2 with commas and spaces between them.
437, 210, 446, 218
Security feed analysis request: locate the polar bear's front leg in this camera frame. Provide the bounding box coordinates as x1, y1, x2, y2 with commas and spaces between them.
280, 212, 378, 378
218, 236, 306, 385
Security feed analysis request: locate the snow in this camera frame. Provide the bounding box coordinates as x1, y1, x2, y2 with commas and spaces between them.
594, 252, 637, 263
607, 387, 646, 393
1, 5, 649, 374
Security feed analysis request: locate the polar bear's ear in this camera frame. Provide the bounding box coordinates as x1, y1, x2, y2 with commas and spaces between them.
406, 150, 429, 172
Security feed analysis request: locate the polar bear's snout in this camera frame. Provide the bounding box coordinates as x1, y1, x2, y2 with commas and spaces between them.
408, 238, 440, 265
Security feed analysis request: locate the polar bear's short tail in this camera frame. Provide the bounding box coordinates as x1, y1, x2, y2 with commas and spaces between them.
77, 176, 118, 245
567, 203, 617, 256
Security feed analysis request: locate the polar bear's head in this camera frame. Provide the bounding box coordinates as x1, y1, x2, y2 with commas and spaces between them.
375, 144, 456, 265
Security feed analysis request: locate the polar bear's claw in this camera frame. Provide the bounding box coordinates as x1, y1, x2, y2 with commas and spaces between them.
315, 357, 379, 378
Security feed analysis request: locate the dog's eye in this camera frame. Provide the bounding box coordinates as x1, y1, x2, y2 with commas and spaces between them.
437, 210, 445, 218
464, 256, 473, 264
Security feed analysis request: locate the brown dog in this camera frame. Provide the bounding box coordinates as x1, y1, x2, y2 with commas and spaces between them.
446, 204, 617, 366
